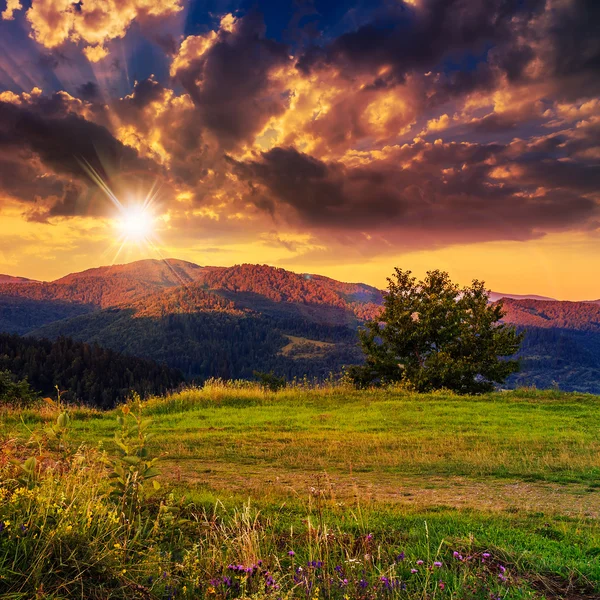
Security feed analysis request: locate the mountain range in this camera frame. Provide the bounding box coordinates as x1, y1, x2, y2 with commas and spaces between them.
1, 259, 600, 392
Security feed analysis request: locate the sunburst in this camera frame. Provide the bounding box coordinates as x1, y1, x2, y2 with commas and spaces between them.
115, 204, 156, 243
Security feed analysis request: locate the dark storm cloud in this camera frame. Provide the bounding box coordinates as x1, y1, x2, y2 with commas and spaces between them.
0, 93, 159, 219
171, 11, 291, 148
296, 0, 543, 81
296, 0, 600, 105
77, 82, 102, 101
0, 148, 66, 203
1, 0, 599, 255
538, 0, 600, 83
0, 97, 152, 180
232, 141, 599, 243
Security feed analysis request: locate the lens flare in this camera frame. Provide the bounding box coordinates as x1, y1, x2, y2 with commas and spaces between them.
116, 205, 154, 242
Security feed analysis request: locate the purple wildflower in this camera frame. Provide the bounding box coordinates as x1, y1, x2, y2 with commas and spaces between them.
434, 561, 442, 568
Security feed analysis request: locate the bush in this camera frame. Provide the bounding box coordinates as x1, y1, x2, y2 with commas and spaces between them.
0, 369, 38, 407
253, 370, 287, 392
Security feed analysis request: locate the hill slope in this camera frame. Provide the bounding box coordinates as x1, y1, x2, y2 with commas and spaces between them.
0, 259, 205, 312
0, 275, 37, 284
0, 333, 183, 408
3, 259, 600, 391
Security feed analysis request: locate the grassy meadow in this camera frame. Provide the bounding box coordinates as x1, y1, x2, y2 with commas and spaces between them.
1, 382, 599, 599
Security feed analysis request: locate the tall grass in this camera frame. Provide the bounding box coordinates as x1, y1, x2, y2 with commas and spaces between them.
0, 445, 537, 599
1, 385, 599, 598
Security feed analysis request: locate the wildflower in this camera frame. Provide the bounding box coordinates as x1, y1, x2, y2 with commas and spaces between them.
434, 561, 442, 568
482, 553, 491, 558
411, 569, 418, 574
439, 581, 445, 590
396, 552, 405, 562
113, 543, 121, 549
121, 569, 127, 575
416, 560, 424, 566
359, 579, 368, 589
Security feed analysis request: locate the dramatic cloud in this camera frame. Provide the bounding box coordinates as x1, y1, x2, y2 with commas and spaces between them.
1, 0, 599, 281
0, 88, 159, 220
231, 137, 599, 248
171, 12, 292, 148
2, 0, 183, 62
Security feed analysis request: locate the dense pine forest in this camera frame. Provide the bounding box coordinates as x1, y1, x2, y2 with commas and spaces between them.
0, 334, 183, 408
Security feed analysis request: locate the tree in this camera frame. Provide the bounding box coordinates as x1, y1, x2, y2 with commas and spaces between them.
0, 370, 38, 406
253, 370, 287, 392
348, 269, 524, 394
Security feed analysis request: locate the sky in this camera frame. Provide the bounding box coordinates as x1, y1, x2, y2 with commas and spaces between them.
0, 0, 599, 299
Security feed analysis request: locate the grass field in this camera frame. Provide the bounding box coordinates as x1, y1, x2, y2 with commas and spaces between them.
1, 383, 599, 598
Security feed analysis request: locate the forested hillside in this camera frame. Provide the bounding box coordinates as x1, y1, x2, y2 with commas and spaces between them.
0, 259, 204, 311
0, 275, 36, 284
502, 298, 600, 332
2, 259, 600, 392
0, 334, 183, 408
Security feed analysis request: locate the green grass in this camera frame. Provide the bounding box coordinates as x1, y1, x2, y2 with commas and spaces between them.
1, 383, 599, 598
67, 386, 600, 485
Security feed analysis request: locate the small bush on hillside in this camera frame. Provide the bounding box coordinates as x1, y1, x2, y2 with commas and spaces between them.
0, 369, 38, 407
254, 370, 287, 392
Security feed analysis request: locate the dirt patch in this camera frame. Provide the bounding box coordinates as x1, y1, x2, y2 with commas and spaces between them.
162, 460, 600, 518
527, 573, 600, 600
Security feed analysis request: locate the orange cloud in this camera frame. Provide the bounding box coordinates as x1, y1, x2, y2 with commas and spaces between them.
3, 0, 183, 62
1, 0, 22, 20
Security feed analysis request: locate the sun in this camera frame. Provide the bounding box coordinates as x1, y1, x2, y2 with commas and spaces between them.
116, 205, 155, 242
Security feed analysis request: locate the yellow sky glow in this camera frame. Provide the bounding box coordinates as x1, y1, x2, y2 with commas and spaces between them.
1, 203, 599, 301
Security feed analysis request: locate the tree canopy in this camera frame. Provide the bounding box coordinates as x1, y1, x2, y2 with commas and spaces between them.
348, 269, 524, 394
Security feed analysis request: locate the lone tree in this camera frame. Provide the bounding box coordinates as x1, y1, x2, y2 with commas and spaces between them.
348, 268, 524, 394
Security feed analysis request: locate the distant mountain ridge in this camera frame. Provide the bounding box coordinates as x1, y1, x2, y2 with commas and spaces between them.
0, 259, 384, 322
1, 258, 600, 392
488, 292, 555, 302
0, 274, 37, 284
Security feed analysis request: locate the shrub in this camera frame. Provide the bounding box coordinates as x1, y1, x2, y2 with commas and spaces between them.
0, 369, 38, 407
